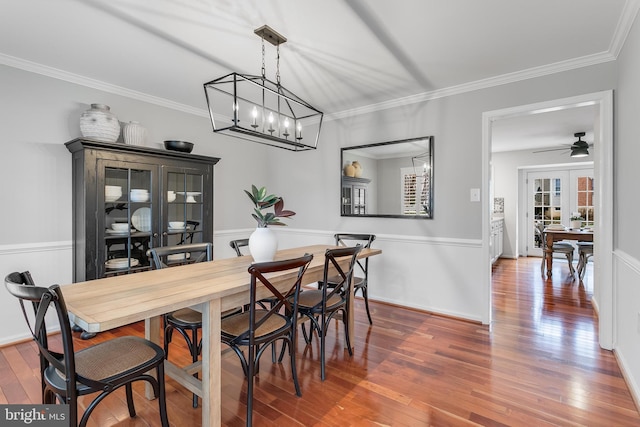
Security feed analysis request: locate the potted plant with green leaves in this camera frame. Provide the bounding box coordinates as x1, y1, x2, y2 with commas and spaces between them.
570, 213, 584, 229
245, 185, 296, 261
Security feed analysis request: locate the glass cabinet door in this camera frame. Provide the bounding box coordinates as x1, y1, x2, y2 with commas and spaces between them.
353, 186, 366, 215
101, 161, 154, 277
164, 169, 205, 251
342, 186, 353, 214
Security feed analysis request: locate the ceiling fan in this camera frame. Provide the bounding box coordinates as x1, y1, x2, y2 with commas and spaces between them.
533, 132, 592, 157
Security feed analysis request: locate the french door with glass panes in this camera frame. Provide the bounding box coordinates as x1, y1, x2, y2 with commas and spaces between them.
528, 171, 569, 257
527, 168, 593, 257
570, 169, 595, 228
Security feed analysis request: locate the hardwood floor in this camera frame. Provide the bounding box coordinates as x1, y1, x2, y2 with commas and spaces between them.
1, 257, 639, 426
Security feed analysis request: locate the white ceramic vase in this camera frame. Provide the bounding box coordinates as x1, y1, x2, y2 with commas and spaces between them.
123, 121, 147, 146
249, 227, 278, 262
352, 161, 363, 178
80, 103, 121, 143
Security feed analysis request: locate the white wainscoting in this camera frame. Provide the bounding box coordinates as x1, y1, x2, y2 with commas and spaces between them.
612, 250, 640, 409
247, 228, 486, 323
0, 242, 72, 346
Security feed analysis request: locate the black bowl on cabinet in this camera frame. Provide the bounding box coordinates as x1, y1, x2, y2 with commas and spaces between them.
164, 140, 194, 153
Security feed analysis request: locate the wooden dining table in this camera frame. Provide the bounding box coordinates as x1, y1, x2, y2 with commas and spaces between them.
61, 244, 381, 427
543, 228, 593, 276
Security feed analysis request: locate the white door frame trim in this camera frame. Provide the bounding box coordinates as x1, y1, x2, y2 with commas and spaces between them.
482, 90, 614, 349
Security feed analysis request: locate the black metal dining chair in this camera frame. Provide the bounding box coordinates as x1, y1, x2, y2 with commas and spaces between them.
229, 237, 285, 362
4, 271, 169, 427
296, 245, 361, 380
326, 233, 376, 324
230, 238, 250, 257
147, 242, 241, 408
220, 254, 313, 426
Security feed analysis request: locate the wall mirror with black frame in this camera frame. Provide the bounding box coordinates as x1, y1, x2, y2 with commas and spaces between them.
340, 136, 433, 218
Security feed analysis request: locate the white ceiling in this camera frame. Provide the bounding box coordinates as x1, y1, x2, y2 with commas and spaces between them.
1, 0, 636, 151
491, 104, 597, 153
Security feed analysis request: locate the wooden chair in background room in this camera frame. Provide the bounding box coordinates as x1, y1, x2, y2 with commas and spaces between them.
576, 242, 594, 281
326, 233, 376, 324
296, 245, 362, 380
220, 254, 313, 426
147, 242, 241, 408
536, 224, 576, 276
4, 271, 169, 427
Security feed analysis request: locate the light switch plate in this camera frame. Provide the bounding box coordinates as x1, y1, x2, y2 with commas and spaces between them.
470, 188, 480, 202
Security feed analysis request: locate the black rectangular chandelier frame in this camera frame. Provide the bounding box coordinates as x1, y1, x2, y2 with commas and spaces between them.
203, 25, 324, 151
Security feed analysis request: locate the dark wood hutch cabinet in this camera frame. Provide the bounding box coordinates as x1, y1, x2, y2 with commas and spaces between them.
66, 139, 220, 336
341, 176, 370, 215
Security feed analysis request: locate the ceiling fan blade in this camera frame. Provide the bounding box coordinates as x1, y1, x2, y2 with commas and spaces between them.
533, 147, 569, 153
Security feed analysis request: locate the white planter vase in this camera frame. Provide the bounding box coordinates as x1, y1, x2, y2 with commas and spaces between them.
570, 220, 583, 229
249, 227, 278, 262
79, 103, 121, 143
123, 121, 147, 146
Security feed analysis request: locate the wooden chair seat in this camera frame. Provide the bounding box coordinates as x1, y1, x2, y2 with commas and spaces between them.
298, 289, 344, 310
221, 310, 288, 337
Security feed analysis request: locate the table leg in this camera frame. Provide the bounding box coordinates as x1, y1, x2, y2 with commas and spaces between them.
145, 315, 162, 399
347, 277, 355, 350
201, 299, 222, 427
545, 233, 553, 276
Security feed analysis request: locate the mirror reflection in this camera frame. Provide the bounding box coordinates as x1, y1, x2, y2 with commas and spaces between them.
341, 136, 433, 218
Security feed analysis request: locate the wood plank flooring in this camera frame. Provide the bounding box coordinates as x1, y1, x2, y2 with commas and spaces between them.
1, 257, 639, 426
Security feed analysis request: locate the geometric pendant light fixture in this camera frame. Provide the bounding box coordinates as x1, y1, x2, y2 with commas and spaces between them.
204, 25, 323, 151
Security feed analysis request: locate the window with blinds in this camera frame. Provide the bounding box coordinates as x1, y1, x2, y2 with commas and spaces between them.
401, 167, 429, 215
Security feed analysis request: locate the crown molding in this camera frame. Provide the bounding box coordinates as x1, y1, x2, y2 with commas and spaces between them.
0, 53, 208, 118
610, 0, 640, 57
327, 50, 616, 120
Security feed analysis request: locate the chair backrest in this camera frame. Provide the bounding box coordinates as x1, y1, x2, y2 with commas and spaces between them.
229, 238, 250, 257
334, 233, 375, 277
3, 272, 101, 396
317, 246, 362, 311
178, 220, 200, 245
147, 242, 213, 269
238, 254, 313, 345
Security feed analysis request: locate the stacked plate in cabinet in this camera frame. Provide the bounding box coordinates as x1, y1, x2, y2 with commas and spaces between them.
105, 258, 140, 270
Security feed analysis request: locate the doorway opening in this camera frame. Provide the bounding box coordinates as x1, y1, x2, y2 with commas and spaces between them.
482, 90, 613, 349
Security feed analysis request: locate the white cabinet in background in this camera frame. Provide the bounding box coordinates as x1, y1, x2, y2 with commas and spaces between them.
491, 219, 504, 264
